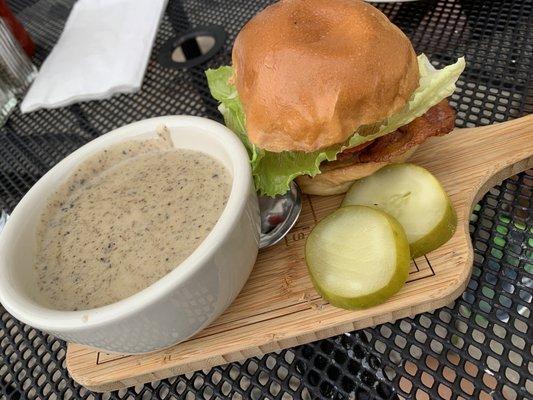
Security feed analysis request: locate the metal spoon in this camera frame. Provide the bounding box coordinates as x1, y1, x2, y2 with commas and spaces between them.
258, 181, 302, 249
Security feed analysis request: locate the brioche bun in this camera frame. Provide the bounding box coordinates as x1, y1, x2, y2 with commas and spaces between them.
232, 0, 419, 152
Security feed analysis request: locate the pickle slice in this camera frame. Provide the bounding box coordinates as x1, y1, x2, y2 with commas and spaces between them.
342, 163, 457, 258
305, 206, 410, 309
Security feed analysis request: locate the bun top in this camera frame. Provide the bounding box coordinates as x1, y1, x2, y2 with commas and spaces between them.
232, 0, 419, 152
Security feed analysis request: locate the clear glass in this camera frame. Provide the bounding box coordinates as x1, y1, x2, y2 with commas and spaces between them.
0, 76, 16, 125
0, 17, 36, 97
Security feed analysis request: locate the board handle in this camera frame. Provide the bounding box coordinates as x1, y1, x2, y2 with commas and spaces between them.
462, 115, 532, 203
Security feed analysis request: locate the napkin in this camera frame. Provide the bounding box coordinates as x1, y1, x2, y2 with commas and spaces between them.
21, 0, 167, 113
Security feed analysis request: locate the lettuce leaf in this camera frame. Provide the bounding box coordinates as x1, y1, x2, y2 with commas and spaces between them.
206, 54, 465, 196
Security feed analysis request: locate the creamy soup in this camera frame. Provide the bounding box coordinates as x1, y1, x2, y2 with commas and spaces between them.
34, 128, 231, 311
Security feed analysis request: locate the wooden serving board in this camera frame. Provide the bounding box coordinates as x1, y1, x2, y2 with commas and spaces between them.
66, 116, 533, 392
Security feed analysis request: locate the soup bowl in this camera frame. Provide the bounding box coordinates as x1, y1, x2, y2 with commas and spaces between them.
0, 116, 260, 354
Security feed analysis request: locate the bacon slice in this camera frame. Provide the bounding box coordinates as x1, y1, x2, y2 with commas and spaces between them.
358, 100, 455, 162
336, 140, 374, 161
321, 100, 455, 171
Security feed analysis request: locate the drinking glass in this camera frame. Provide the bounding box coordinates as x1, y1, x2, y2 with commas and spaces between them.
0, 17, 36, 97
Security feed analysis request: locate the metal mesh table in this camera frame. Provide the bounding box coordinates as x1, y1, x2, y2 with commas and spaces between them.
1, 0, 531, 399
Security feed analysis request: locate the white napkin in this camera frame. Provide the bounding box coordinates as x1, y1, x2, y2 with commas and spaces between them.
21, 0, 167, 113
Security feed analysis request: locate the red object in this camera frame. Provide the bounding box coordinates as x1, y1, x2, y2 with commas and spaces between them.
0, 0, 35, 57
267, 214, 285, 226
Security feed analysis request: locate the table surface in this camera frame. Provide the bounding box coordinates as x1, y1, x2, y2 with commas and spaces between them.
1, 0, 531, 399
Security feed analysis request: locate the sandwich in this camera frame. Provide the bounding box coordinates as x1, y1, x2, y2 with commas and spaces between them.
206, 0, 465, 196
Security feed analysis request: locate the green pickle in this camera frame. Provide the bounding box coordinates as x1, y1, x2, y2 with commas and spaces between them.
305, 206, 410, 309
342, 163, 457, 258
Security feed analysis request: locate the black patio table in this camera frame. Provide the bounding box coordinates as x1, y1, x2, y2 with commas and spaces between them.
0, 0, 531, 399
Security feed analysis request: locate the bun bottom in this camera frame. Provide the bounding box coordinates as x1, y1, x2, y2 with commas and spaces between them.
296, 146, 418, 196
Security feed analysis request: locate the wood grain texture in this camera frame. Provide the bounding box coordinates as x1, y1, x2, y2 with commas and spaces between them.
66, 116, 533, 392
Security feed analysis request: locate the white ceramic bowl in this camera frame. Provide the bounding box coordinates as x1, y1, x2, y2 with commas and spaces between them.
0, 116, 260, 354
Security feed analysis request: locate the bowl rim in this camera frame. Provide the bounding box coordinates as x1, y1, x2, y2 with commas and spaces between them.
0, 115, 254, 331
